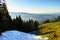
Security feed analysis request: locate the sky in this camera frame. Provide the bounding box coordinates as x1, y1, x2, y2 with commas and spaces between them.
6, 0, 60, 13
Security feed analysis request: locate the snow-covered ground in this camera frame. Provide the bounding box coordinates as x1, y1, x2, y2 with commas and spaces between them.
0, 30, 48, 40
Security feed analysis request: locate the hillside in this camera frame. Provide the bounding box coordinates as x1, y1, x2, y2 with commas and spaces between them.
37, 22, 60, 40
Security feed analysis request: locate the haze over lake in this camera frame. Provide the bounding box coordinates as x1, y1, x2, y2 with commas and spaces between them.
9, 12, 60, 23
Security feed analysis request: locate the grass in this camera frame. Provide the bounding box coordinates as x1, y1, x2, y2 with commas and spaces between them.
38, 22, 60, 40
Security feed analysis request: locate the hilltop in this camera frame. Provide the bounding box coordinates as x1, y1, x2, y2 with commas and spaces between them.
37, 22, 60, 40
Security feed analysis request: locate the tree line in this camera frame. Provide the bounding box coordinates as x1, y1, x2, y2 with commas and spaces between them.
0, 12, 39, 34
43, 16, 60, 23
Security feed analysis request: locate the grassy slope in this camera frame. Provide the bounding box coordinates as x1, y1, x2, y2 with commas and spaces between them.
38, 22, 60, 40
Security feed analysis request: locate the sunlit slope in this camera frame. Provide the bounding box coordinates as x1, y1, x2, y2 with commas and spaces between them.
38, 22, 60, 40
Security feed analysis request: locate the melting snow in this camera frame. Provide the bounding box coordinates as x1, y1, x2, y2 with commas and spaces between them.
0, 30, 48, 40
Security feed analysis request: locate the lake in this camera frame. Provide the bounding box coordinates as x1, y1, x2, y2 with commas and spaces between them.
9, 12, 60, 23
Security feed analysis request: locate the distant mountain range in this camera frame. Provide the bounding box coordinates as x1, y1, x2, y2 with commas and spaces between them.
9, 12, 60, 23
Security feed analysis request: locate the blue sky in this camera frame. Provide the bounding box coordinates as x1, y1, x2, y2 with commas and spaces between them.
6, 0, 60, 13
